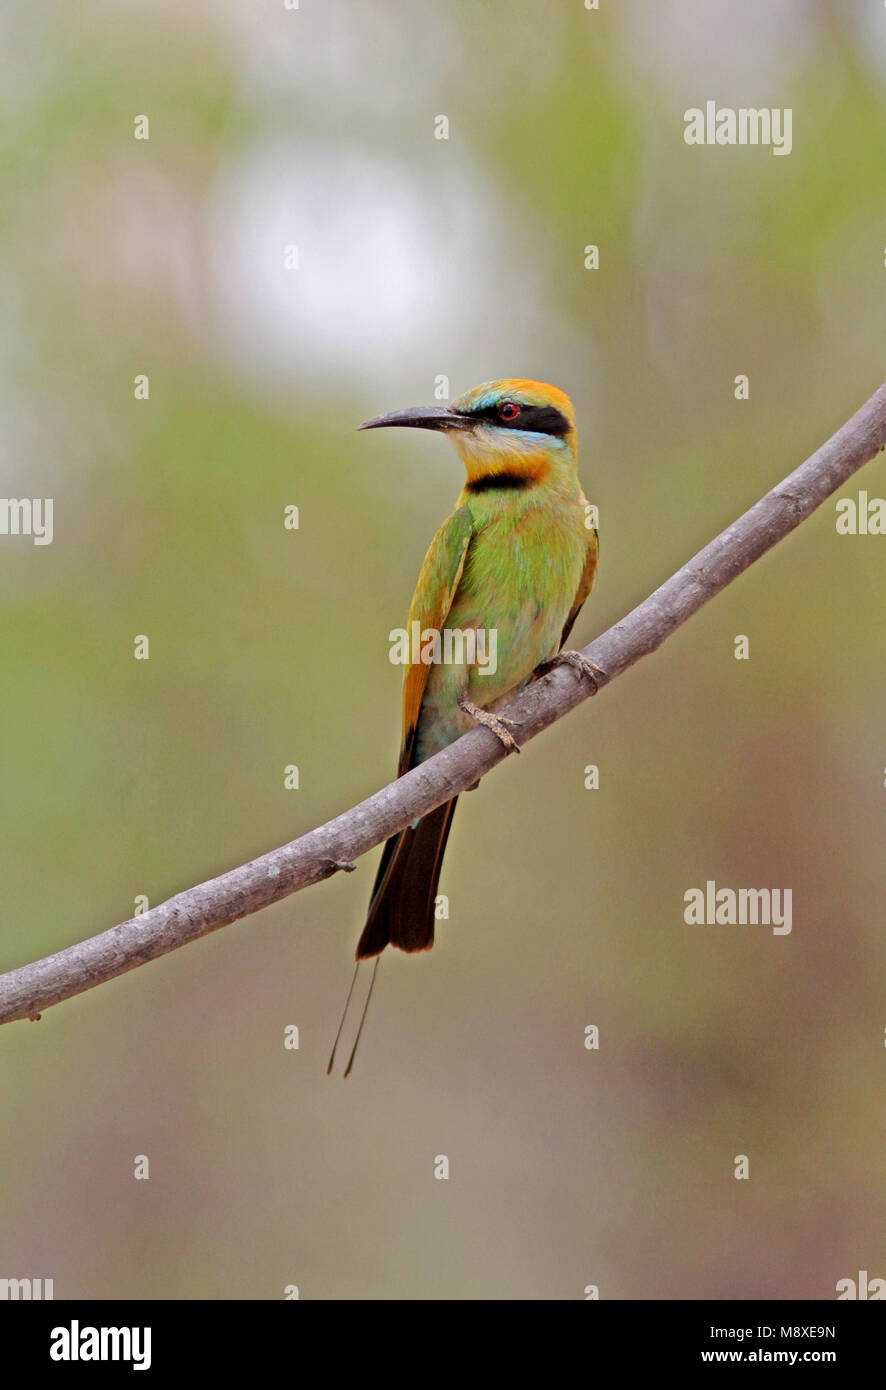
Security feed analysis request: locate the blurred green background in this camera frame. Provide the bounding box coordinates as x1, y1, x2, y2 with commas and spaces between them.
2, 0, 885, 1300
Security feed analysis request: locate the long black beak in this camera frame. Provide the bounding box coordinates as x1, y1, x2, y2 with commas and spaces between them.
357, 405, 474, 432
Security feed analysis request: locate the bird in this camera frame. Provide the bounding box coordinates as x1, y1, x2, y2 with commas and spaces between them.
328, 379, 600, 1074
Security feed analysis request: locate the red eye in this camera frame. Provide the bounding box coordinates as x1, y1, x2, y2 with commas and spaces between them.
499, 401, 519, 421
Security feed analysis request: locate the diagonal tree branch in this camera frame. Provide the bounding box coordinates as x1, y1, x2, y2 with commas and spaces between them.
2, 382, 885, 1026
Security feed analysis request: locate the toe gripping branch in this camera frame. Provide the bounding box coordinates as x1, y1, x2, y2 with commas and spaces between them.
551, 650, 606, 692
457, 693, 521, 754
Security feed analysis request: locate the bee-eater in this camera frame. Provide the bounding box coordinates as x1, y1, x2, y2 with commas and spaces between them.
329, 379, 599, 1073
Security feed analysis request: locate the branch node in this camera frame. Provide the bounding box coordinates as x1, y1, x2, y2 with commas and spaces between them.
321, 858, 357, 877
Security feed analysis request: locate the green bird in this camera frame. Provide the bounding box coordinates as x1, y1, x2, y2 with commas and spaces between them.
329, 379, 599, 1073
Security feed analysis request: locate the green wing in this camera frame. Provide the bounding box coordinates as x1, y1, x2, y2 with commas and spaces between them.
560, 515, 598, 650
398, 505, 474, 775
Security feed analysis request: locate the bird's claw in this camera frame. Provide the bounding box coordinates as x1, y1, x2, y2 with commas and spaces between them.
553, 650, 605, 692
458, 695, 521, 753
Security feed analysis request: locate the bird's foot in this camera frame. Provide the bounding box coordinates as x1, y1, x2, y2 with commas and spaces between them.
550, 650, 605, 692
457, 694, 521, 754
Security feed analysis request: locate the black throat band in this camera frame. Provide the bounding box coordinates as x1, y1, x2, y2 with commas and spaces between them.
465, 472, 537, 494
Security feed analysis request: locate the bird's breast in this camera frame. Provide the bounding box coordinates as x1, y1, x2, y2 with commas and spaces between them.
413, 494, 590, 761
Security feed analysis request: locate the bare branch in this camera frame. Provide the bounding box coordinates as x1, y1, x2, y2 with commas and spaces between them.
3, 382, 885, 1026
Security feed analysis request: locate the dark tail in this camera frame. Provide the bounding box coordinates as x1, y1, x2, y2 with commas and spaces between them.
355, 798, 458, 959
